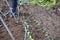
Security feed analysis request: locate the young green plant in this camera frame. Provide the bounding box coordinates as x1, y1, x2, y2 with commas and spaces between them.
23, 21, 34, 40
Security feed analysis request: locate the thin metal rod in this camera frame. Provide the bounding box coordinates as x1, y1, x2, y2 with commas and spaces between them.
0, 25, 2, 28
22, 21, 27, 40
24, 26, 27, 40
0, 16, 15, 40
20, 19, 27, 40
5, 0, 10, 7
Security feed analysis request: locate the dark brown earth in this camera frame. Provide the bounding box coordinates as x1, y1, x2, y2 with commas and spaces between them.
0, 0, 60, 40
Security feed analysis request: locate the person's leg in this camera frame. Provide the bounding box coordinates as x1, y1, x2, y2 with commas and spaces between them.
9, 0, 17, 17
12, 0, 17, 13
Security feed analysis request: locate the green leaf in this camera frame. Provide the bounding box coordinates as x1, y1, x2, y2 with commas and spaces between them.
27, 32, 30, 36
19, 0, 24, 5
24, 22, 28, 25
45, 32, 49, 37
26, 25, 30, 28
37, 23, 40, 25
29, 36, 32, 39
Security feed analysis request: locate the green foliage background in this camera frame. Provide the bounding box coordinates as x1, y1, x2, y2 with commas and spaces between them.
19, 0, 60, 8
37, 0, 60, 8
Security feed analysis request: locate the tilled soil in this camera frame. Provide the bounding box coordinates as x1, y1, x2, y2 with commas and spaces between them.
0, 16, 45, 40
0, 0, 60, 40
0, 17, 24, 40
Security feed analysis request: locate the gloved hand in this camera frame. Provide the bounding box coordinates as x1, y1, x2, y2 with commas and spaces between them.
9, 0, 17, 17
